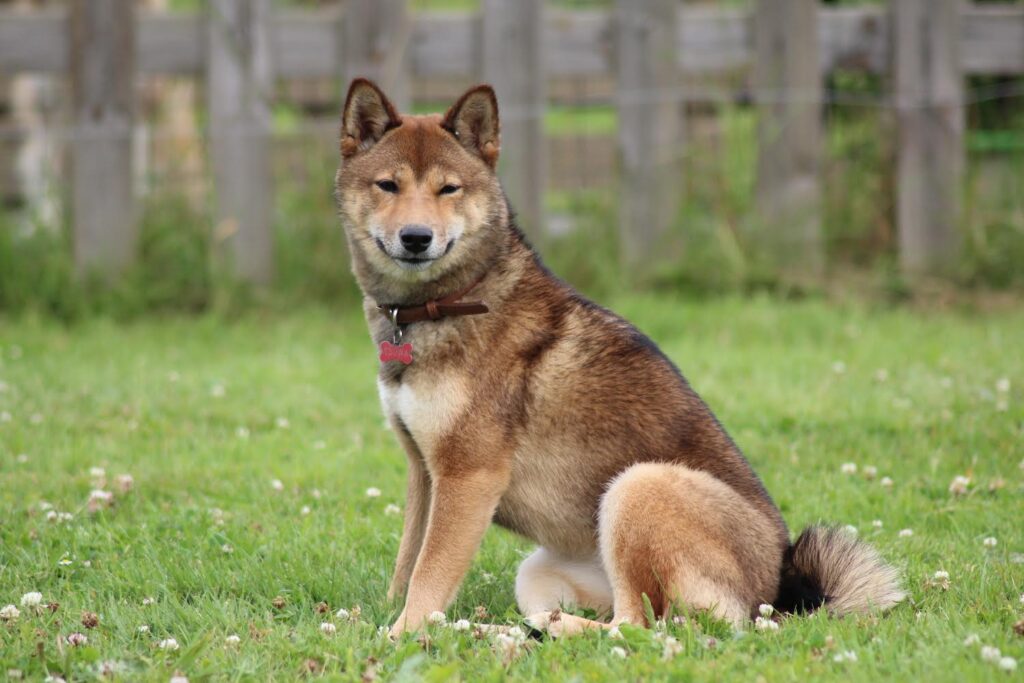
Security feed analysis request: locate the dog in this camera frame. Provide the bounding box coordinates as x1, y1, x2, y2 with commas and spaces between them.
335, 78, 904, 638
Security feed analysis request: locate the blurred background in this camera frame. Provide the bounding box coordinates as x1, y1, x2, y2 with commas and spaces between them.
0, 0, 1022, 318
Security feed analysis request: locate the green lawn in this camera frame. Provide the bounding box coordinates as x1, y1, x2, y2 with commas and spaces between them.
1, 295, 1022, 681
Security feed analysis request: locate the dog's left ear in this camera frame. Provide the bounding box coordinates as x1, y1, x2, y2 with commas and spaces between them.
442, 85, 500, 168
340, 78, 401, 159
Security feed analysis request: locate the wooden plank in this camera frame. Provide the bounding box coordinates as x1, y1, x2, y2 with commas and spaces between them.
70, 0, 136, 275
341, 0, 411, 110
3, 6, 1024, 79
207, 0, 275, 284
274, 8, 342, 79
0, 9, 66, 73
137, 12, 203, 74
482, 0, 546, 239
891, 0, 963, 276
753, 0, 823, 278
614, 0, 684, 267
962, 6, 1024, 74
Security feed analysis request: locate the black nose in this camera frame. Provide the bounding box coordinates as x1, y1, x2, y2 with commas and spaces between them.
399, 225, 433, 254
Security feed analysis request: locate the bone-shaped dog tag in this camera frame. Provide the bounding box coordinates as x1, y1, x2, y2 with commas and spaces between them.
379, 340, 413, 365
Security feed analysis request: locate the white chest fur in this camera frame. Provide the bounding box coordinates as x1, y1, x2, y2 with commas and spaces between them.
377, 373, 469, 459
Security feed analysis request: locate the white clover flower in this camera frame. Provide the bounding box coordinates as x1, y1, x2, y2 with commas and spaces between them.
138, 625, 150, 633
143, 597, 156, 606
949, 475, 970, 496
983, 537, 998, 548
963, 633, 980, 646
114, 474, 134, 493
167, 370, 180, 382
335, 608, 350, 620
320, 622, 337, 635
384, 504, 401, 516
452, 619, 471, 631
981, 646, 1002, 662
608, 626, 623, 639
862, 465, 878, 480
46, 510, 59, 522
832, 361, 847, 375
170, 676, 189, 683
610, 646, 628, 658
880, 476, 894, 488
427, 611, 447, 625
66, 632, 88, 647
754, 616, 779, 631
840, 462, 857, 475
662, 635, 683, 660
225, 634, 241, 645
0, 411, 11, 422
0, 604, 20, 621
898, 528, 914, 538
270, 479, 284, 492
275, 417, 290, 429
758, 603, 774, 618
87, 489, 113, 512
20, 592, 42, 608
16, 453, 29, 463
221, 544, 234, 554
507, 626, 525, 641
365, 487, 382, 498
89, 466, 106, 480
210, 384, 226, 398
236, 426, 249, 439
158, 638, 179, 651
496, 633, 521, 657
995, 378, 1011, 393
999, 657, 1017, 672
933, 570, 950, 581
311, 489, 322, 500
832, 650, 858, 663
44, 676, 65, 683
1019, 593, 1024, 605
300, 506, 311, 516
843, 525, 858, 536
872, 520, 883, 529
874, 369, 889, 382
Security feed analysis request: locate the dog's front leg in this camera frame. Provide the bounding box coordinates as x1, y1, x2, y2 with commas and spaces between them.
389, 466, 510, 638
387, 451, 430, 601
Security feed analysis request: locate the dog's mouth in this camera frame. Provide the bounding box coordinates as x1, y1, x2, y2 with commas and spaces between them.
375, 238, 456, 269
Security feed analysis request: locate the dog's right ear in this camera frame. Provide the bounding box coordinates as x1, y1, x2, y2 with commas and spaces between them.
340, 78, 401, 159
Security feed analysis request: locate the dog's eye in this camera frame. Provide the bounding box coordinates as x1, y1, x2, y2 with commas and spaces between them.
375, 180, 399, 193
439, 184, 461, 196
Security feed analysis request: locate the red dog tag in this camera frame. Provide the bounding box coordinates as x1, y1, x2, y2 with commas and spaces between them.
379, 340, 413, 365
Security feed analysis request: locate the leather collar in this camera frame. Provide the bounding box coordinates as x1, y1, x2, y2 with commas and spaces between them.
377, 275, 489, 325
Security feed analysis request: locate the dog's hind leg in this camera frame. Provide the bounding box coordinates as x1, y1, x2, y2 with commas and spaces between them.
515, 548, 613, 615
516, 548, 620, 637
597, 463, 785, 629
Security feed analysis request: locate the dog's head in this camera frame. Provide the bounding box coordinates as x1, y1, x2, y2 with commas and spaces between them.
336, 79, 508, 298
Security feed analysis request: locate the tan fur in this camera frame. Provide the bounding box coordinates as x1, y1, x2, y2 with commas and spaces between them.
335, 79, 904, 638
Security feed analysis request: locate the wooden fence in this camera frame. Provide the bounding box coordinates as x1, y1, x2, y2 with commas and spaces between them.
1, 1, 1023, 281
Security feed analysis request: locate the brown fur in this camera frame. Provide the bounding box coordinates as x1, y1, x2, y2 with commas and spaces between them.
335, 79, 904, 637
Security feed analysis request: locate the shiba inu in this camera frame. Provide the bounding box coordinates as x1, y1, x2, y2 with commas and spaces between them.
335, 78, 904, 638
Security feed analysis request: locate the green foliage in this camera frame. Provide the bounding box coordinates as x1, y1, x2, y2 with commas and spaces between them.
0, 297, 1021, 680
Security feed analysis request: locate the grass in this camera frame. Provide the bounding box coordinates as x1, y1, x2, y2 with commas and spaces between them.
1, 294, 1022, 681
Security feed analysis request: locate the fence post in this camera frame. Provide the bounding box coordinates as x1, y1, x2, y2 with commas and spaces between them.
70, 0, 136, 275
890, 0, 963, 276
614, 0, 683, 268
341, 0, 411, 111
482, 0, 546, 240
207, 0, 274, 284
753, 0, 823, 279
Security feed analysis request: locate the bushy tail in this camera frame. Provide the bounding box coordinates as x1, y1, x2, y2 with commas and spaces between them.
774, 526, 905, 616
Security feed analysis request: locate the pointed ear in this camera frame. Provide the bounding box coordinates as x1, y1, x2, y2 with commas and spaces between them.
340, 78, 401, 158
442, 85, 500, 168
